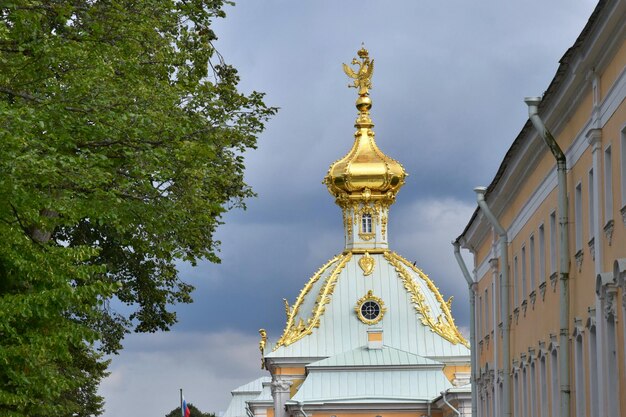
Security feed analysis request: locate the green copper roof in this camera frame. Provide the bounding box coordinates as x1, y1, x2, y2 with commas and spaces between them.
307, 345, 443, 369
289, 367, 452, 404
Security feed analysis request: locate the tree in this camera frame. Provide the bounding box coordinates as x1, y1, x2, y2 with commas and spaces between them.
165, 403, 216, 417
0, 1, 276, 416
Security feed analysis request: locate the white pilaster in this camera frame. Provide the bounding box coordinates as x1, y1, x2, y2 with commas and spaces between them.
271, 377, 292, 417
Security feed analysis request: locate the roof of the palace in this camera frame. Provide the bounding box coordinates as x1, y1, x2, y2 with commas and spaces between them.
289, 368, 451, 404
223, 377, 271, 417
266, 250, 469, 360
289, 348, 453, 404
306, 345, 444, 369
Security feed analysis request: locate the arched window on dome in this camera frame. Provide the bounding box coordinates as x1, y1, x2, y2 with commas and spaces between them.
362, 213, 372, 234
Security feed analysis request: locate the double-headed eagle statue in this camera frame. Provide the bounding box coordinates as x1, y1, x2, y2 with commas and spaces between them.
343, 46, 374, 96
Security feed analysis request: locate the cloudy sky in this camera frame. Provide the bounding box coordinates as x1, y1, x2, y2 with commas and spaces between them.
99, 1, 598, 416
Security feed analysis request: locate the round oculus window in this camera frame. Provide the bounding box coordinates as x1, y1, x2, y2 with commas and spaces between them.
361, 300, 381, 321
355, 290, 386, 325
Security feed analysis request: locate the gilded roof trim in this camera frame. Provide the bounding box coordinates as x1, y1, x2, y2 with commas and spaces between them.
384, 252, 469, 347
274, 253, 352, 349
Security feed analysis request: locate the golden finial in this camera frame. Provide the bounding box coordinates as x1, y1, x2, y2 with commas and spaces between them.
324, 45, 406, 207
343, 44, 375, 128
342, 44, 374, 96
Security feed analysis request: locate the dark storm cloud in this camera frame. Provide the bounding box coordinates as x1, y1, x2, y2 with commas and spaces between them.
101, 1, 599, 416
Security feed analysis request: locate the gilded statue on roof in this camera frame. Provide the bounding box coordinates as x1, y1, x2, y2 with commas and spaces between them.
343, 46, 374, 96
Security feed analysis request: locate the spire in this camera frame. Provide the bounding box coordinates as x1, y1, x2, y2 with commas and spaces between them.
324, 46, 407, 252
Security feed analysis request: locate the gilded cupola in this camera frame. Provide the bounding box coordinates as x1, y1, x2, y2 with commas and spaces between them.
324, 47, 407, 205
324, 47, 407, 252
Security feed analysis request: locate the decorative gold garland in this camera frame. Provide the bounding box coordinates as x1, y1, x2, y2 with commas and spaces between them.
274, 253, 352, 348
384, 251, 469, 347
275, 255, 339, 349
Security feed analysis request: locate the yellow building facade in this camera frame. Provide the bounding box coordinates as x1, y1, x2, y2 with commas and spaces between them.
456, 1, 626, 417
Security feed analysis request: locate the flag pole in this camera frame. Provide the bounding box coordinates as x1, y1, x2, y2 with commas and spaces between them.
180, 388, 183, 417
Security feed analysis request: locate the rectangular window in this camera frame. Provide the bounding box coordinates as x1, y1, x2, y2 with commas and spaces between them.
589, 169, 595, 239
495, 277, 500, 328
529, 235, 536, 291
540, 356, 548, 417
514, 372, 520, 417
621, 129, 626, 207
588, 326, 598, 417
498, 383, 503, 417
575, 182, 583, 251
539, 225, 546, 284
485, 287, 489, 334
521, 246, 527, 298
551, 349, 560, 417
604, 146, 613, 222
361, 213, 372, 233
522, 367, 528, 417
574, 335, 586, 417
530, 361, 536, 417
549, 211, 557, 275
514, 256, 519, 308
478, 294, 483, 339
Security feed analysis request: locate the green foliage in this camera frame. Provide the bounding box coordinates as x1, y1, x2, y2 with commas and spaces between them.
0, 1, 276, 416
165, 403, 216, 417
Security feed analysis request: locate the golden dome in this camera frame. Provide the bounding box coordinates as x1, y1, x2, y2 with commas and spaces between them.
324, 47, 406, 203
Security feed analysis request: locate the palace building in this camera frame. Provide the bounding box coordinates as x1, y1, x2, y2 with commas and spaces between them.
455, 1, 626, 417
223, 47, 471, 417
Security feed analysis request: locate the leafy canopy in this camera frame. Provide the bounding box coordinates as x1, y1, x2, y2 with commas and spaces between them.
0, 0, 276, 416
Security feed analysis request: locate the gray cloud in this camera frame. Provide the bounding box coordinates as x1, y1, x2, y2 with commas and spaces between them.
100, 331, 262, 417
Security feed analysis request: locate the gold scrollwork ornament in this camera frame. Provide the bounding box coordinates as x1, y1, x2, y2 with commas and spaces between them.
384, 252, 469, 347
